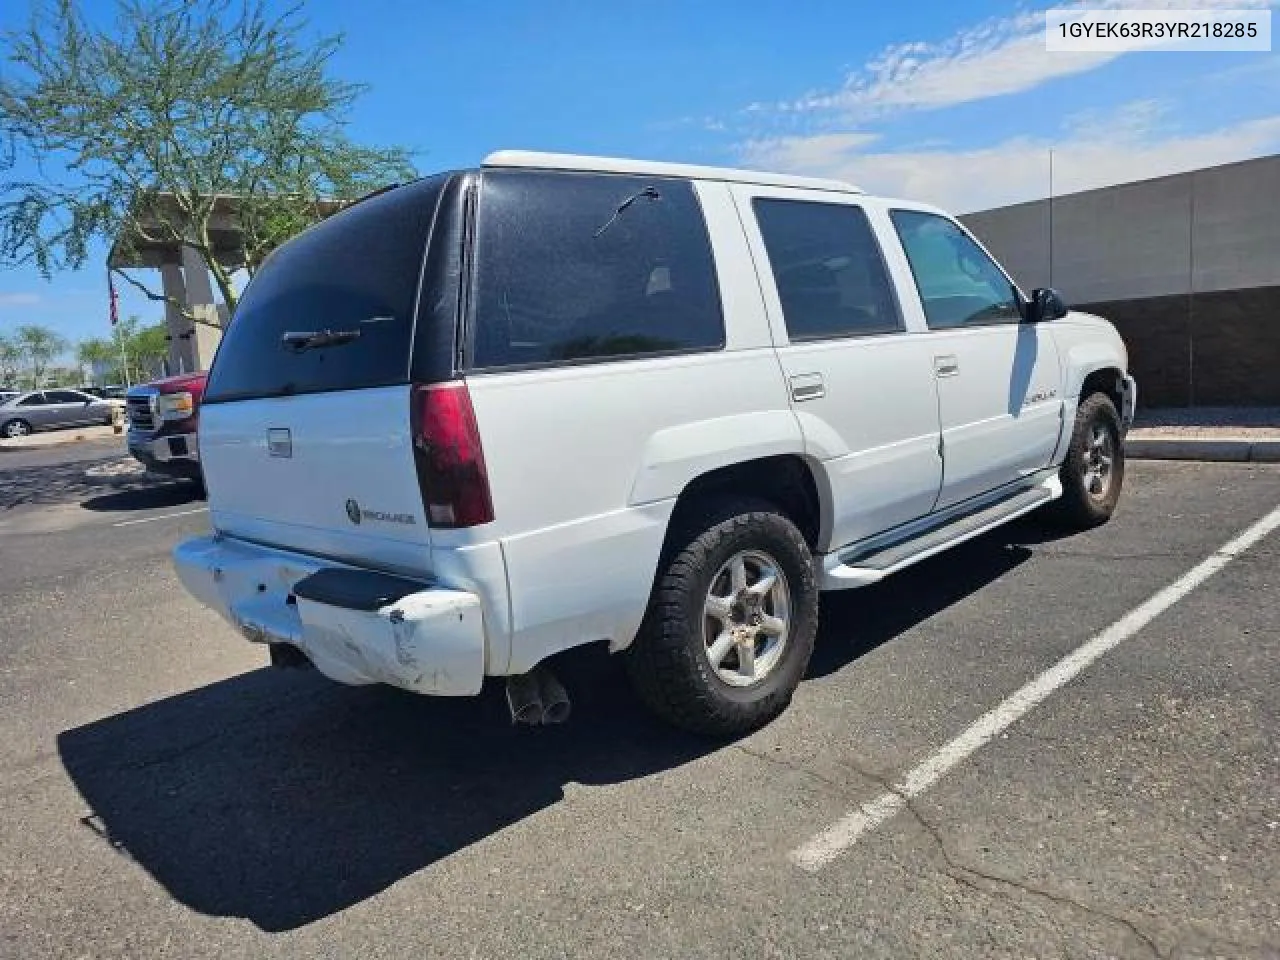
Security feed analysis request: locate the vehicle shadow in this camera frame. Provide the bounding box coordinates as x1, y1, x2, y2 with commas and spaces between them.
0, 456, 199, 512
806, 518, 1045, 678
56, 514, 1055, 933
80, 480, 204, 512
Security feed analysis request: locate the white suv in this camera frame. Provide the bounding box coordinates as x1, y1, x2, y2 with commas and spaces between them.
174, 151, 1137, 736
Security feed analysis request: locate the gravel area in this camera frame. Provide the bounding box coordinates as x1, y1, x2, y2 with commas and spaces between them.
1129, 406, 1280, 439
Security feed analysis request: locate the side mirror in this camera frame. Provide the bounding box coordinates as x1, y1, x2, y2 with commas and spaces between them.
1025, 287, 1068, 323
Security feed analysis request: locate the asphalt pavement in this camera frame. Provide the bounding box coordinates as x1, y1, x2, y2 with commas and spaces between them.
0, 452, 1277, 959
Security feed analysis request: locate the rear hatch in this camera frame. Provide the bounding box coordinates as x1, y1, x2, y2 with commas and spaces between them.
199, 174, 463, 576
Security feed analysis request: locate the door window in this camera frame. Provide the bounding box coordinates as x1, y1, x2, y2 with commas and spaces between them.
890, 210, 1021, 329
752, 198, 902, 341
46, 391, 88, 403
17, 393, 46, 406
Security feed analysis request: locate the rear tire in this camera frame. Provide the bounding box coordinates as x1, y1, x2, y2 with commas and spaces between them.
1052, 392, 1125, 529
1, 419, 32, 439
625, 497, 819, 737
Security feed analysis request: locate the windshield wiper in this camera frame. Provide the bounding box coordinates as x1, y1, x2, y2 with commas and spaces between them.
594, 186, 660, 238
281, 329, 362, 352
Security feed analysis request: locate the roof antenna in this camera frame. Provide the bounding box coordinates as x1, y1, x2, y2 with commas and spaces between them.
1048, 148, 1055, 287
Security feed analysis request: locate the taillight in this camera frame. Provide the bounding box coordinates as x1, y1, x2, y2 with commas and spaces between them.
411, 382, 494, 528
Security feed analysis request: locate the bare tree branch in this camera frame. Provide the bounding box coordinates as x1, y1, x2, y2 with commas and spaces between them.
108, 266, 226, 329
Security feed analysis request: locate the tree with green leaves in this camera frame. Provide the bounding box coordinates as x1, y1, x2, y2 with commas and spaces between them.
76, 336, 120, 383
0, 334, 21, 387
78, 315, 170, 383
13, 322, 68, 387
44, 365, 81, 387
129, 320, 169, 375
0, 0, 415, 323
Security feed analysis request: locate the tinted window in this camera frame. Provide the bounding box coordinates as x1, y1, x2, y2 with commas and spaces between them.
470, 171, 724, 369
752, 199, 901, 341
203, 176, 449, 403
47, 391, 88, 403
890, 210, 1021, 329
17, 393, 45, 406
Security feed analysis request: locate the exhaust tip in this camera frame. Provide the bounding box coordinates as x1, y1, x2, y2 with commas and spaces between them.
505, 672, 544, 726
536, 668, 571, 725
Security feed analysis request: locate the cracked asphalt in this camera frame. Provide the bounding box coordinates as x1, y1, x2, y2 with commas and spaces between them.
0, 448, 1277, 959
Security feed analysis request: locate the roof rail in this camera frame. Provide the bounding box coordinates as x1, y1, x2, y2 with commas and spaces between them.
482, 150, 862, 194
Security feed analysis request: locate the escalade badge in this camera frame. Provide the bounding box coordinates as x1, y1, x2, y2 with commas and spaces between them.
345, 499, 416, 526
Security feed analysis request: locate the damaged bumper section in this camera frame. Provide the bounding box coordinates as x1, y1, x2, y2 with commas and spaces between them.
173, 535, 486, 696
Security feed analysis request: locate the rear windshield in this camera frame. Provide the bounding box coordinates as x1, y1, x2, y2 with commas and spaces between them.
203, 176, 448, 403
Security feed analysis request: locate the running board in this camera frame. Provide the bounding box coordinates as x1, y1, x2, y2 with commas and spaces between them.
821, 474, 1061, 590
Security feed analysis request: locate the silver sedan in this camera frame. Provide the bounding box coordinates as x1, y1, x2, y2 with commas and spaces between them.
0, 389, 116, 438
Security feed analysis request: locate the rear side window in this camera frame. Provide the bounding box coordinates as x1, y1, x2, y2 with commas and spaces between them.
752, 198, 902, 341
203, 176, 449, 403
469, 171, 724, 370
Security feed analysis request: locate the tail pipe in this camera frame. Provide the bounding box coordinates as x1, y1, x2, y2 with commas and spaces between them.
505, 671, 544, 726
536, 668, 571, 725
505, 665, 571, 726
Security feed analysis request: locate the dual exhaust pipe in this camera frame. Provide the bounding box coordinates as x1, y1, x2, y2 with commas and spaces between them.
269, 640, 571, 726
505, 665, 571, 726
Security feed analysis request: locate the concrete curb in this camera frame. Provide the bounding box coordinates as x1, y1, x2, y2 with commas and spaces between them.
1126, 437, 1280, 462
0, 426, 122, 453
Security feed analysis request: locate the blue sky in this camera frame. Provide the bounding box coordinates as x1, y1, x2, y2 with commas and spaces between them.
1, 0, 1278, 355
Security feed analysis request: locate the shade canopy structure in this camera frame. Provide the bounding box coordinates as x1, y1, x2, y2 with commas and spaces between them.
105, 192, 346, 270
106, 191, 345, 374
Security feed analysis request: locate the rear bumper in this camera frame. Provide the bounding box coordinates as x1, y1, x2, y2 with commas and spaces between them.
173, 535, 486, 696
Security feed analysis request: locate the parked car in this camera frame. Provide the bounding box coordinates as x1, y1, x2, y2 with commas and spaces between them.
77, 385, 128, 411
0, 388, 117, 438
173, 151, 1136, 736
125, 372, 206, 487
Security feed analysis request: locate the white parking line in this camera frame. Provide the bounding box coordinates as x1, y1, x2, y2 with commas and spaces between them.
791, 501, 1280, 872
112, 507, 208, 527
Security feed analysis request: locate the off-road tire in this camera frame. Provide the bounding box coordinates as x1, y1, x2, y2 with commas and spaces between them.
625, 497, 819, 737
1052, 392, 1125, 529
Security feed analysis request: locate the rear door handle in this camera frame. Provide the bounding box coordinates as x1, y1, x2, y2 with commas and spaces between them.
934, 354, 960, 378
789, 372, 826, 402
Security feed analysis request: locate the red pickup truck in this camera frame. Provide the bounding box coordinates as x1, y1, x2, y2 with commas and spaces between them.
125, 371, 207, 488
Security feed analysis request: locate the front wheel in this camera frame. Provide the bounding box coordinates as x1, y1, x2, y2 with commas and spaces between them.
625, 497, 819, 737
1, 419, 32, 439
1052, 392, 1125, 529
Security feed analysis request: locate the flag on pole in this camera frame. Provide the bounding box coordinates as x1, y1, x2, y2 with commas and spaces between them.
108, 271, 119, 326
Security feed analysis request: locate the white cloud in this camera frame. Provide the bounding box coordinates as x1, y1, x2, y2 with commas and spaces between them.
0, 293, 43, 308
741, 111, 1280, 212
753, 0, 1276, 119
739, 133, 880, 171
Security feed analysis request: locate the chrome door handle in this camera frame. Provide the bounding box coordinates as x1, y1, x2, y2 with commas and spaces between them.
934, 355, 960, 378
789, 372, 826, 402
